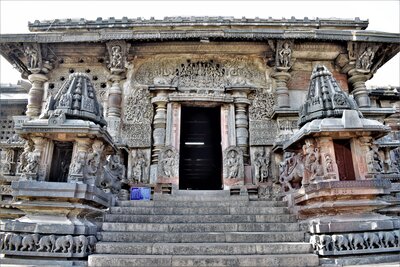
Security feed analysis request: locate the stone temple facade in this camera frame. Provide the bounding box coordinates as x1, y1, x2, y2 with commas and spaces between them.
0, 17, 399, 266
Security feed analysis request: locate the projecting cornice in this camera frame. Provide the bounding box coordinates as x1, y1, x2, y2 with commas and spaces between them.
0, 29, 399, 43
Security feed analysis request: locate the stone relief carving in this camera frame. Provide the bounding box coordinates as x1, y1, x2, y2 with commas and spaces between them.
23, 44, 41, 70
310, 230, 399, 254
158, 146, 179, 178
366, 144, 384, 173
249, 119, 278, 146
134, 56, 267, 89
130, 149, 149, 184
121, 124, 152, 148
0, 149, 14, 175
249, 88, 275, 120
98, 154, 126, 194
106, 41, 130, 73
303, 138, 324, 183
124, 88, 153, 123
389, 147, 400, 173
223, 146, 244, 179
16, 140, 33, 175
324, 153, 334, 173
356, 47, 375, 72
279, 152, 304, 191
84, 141, 104, 185
0, 233, 96, 255
277, 119, 298, 141
21, 152, 40, 180
69, 152, 86, 179
277, 41, 292, 70
253, 148, 270, 183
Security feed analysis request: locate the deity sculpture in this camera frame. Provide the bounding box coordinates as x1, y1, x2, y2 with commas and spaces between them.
161, 149, 175, 178
24, 45, 39, 69
278, 42, 292, 68
131, 150, 148, 183
366, 145, 383, 173
254, 150, 270, 183
358, 47, 375, 72
227, 150, 239, 179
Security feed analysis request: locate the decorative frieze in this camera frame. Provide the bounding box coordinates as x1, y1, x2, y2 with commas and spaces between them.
310, 230, 400, 255
0, 232, 97, 257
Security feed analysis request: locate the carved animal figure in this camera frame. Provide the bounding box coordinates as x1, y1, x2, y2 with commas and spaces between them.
8, 233, 23, 251
313, 234, 333, 251
87, 236, 97, 253
37, 235, 56, 252
332, 234, 350, 251
54, 235, 74, 253
363, 232, 382, 249
347, 233, 366, 250
309, 235, 319, 250
73, 235, 88, 254
393, 230, 400, 246
21, 233, 40, 251
279, 153, 304, 191
378, 231, 396, 248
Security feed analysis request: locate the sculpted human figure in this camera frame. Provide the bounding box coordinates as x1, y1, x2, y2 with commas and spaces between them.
162, 149, 175, 178
70, 152, 86, 175
358, 47, 375, 71
132, 150, 147, 183
254, 151, 270, 182
227, 150, 239, 179
278, 42, 292, 68
25, 45, 39, 69
110, 45, 123, 69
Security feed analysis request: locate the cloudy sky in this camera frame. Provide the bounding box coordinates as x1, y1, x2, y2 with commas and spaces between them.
1, 0, 399, 87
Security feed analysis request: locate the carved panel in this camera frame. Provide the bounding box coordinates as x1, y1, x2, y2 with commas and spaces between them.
134, 55, 267, 89
123, 87, 153, 123
157, 146, 179, 180
249, 88, 275, 120
128, 148, 150, 184
249, 119, 278, 145
121, 124, 152, 148
223, 146, 244, 180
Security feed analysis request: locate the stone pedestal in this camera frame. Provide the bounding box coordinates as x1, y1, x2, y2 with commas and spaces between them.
0, 181, 113, 262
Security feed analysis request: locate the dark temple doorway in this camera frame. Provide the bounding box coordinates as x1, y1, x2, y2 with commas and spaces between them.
179, 106, 222, 190
334, 139, 356, 181
49, 141, 73, 183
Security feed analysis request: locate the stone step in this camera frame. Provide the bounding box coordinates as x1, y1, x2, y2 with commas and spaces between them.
116, 200, 287, 207
104, 214, 297, 223
102, 222, 300, 232
95, 242, 312, 255
109, 206, 289, 215
153, 194, 249, 202
88, 254, 319, 267
99, 231, 305, 243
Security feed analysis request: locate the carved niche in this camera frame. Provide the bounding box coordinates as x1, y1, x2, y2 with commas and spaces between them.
223, 146, 244, 186
121, 86, 153, 148
134, 55, 267, 90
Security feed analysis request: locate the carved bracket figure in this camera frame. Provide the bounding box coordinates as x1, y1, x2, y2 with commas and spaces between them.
106, 41, 130, 74
275, 40, 293, 71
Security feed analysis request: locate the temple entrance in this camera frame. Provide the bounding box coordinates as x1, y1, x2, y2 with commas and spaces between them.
334, 139, 356, 181
179, 106, 222, 190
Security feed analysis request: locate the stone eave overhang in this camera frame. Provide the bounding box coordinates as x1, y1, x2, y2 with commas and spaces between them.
283, 111, 391, 150
28, 17, 369, 32
1, 29, 399, 44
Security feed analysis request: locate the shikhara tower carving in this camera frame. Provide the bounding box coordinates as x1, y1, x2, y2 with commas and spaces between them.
0, 16, 399, 266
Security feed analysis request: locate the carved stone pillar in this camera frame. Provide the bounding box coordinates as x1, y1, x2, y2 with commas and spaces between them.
107, 74, 123, 118
226, 87, 254, 160
348, 69, 371, 108
68, 138, 92, 183
150, 87, 174, 164
26, 73, 48, 117
271, 71, 291, 108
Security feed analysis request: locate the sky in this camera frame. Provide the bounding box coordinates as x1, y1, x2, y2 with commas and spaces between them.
0, 0, 399, 87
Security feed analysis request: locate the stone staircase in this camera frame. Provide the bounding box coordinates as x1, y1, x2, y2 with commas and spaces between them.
88, 191, 319, 267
